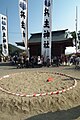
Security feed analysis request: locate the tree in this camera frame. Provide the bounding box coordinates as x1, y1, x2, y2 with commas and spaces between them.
71, 31, 80, 49
77, 31, 80, 41
70, 31, 76, 46
70, 31, 76, 40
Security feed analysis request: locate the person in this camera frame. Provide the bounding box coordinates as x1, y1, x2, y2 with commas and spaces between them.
37, 56, 42, 67
25, 56, 29, 68
75, 56, 80, 69
46, 56, 50, 67
56, 56, 59, 67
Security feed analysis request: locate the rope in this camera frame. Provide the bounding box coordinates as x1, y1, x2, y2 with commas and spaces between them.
0, 72, 77, 97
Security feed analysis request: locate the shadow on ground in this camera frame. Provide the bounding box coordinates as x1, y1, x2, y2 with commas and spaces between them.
0, 62, 12, 66
64, 65, 80, 71
25, 105, 80, 120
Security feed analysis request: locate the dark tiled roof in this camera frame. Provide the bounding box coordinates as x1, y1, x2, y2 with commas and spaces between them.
16, 29, 73, 46
15, 42, 25, 47
29, 29, 71, 43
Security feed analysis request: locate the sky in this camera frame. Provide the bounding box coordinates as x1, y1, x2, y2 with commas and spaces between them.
0, 0, 80, 50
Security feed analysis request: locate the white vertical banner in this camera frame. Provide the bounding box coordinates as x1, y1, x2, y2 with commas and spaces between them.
0, 14, 8, 57
19, 0, 28, 50
42, 0, 52, 62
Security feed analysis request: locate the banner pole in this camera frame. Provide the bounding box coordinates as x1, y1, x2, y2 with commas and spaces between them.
25, 0, 28, 52
6, 9, 9, 56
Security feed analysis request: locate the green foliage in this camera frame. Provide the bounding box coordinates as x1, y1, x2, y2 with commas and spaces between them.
0, 44, 23, 56
70, 31, 76, 40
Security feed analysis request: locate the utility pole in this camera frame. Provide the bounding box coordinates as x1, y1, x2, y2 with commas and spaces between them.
75, 6, 79, 53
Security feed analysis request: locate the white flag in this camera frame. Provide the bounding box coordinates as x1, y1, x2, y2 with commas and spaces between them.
42, 0, 52, 62
19, 0, 28, 50
0, 14, 8, 56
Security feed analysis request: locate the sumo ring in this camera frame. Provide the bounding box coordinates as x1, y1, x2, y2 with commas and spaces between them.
0, 72, 77, 97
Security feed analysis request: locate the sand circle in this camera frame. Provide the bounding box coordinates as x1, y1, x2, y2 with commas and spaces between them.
0, 71, 76, 97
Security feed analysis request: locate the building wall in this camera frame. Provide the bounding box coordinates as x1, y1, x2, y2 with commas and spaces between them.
29, 39, 73, 57
29, 43, 41, 57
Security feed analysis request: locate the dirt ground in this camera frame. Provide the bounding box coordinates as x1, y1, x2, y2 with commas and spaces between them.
0, 62, 80, 120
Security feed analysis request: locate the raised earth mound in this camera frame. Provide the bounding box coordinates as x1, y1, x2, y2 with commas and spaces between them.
0, 70, 80, 120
